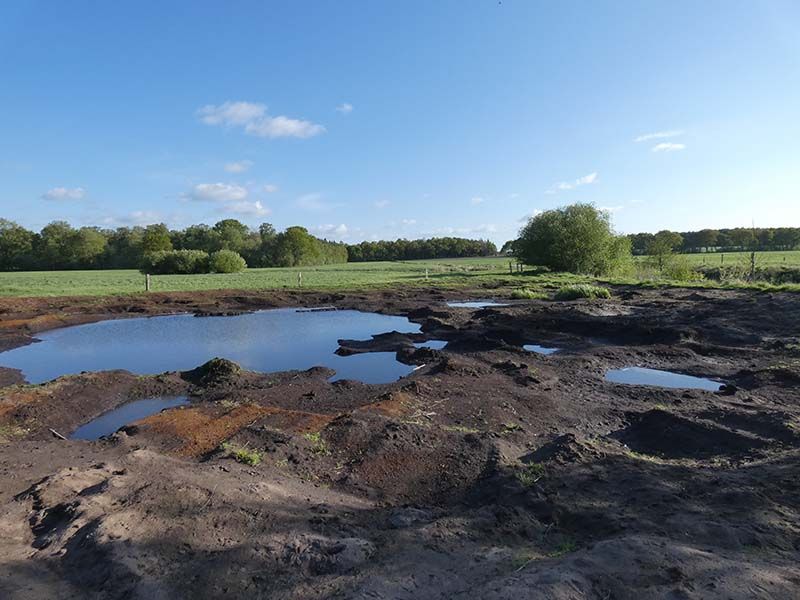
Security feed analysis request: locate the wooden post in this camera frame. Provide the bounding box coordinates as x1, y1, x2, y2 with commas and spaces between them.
145, 274, 151, 291
509, 261, 513, 274
425, 268, 429, 281
298, 272, 302, 287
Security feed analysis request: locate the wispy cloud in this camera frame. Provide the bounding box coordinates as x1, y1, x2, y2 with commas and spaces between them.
222, 200, 270, 217
42, 186, 86, 201
599, 205, 624, 213
101, 210, 162, 226
184, 182, 248, 202
401, 218, 417, 226
634, 130, 684, 142
335, 103, 353, 114
263, 184, 279, 193
296, 193, 334, 211
546, 172, 598, 194
224, 160, 253, 173
470, 196, 485, 205
312, 223, 348, 236
374, 199, 390, 209
197, 101, 325, 139
651, 142, 686, 152
519, 209, 543, 222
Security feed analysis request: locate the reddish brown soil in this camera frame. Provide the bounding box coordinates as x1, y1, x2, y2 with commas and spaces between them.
1, 285, 800, 599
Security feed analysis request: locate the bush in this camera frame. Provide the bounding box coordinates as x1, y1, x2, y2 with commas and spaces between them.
140, 249, 209, 274
510, 288, 548, 300
555, 284, 611, 300
516, 203, 632, 275
209, 249, 247, 273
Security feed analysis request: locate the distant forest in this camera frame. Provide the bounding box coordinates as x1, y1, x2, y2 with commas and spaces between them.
627, 227, 800, 256
0, 218, 497, 271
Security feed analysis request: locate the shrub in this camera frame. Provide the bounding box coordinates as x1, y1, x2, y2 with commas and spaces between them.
140, 249, 209, 274
209, 249, 247, 273
510, 288, 548, 300
555, 284, 611, 300
516, 203, 632, 275
220, 442, 261, 466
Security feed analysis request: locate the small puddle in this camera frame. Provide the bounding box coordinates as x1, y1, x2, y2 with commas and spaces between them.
524, 344, 559, 355
413, 340, 448, 350
446, 300, 509, 308
71, 396, 190, 440
0, 309, 421, 385
605, 367, 723, 391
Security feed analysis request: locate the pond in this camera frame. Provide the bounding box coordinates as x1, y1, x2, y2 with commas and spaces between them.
0, 309, 422, 385
413, 340, 448, 350
605, 367, 723, 391
71, 396, 190, 440
446, 300, 509, 308
523, 344, 559, 355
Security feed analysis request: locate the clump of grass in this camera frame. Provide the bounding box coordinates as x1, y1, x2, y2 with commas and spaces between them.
516, 462, 545, 486
510, 288, 548, 300
220, 441, 262, 466
218, 399, 240, 409
554, 284, 611, 300
548, 540, 577, 557
443, 424, 480, 434
303, 431, 331, 455
0, 424, 30, 443
501, 423, 523, 434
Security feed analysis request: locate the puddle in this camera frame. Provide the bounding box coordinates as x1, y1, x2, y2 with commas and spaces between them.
605, 367, 723, 391
523, 344, 559, 355
0, 309, 421, 385
413, 340, 448, 350
446, 300, 509, 308
71, 396, 190, 440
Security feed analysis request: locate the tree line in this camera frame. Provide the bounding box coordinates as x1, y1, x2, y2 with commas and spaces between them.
0, 218, 496, 271
346, 238, 497, 262
628, 227, 800, 256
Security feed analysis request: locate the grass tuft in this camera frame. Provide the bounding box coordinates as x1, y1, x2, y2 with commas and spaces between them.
303, 431, 331, 455
510, 288, 548, 300
220, 442, 262, 466
516, 462, 545, 486
555, 284, 611, 300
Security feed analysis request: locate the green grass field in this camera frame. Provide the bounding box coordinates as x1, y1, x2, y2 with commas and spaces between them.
1, 251, 799, 298
0, 257, 519, 297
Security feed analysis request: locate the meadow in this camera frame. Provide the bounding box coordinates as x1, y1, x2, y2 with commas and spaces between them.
1, 251, 799, 298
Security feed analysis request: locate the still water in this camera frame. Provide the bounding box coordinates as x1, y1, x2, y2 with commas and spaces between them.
71, 396, 190, 440
605, 367, 723, 391
0, 309, 421, 385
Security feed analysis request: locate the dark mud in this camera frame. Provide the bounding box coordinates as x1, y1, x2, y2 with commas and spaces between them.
1, 285, 800, 599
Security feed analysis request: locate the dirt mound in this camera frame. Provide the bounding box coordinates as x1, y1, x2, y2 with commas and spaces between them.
523, 433, 601, 465
612, 409, 768, 459
183, 357, 242, 386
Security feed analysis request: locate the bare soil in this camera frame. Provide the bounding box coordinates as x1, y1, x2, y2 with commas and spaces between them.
1, 285, 800, 599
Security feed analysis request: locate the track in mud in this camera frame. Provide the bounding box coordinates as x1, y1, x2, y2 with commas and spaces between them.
1, 285, 800, 599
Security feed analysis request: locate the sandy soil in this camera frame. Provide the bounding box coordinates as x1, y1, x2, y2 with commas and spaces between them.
1, 285, 799, 599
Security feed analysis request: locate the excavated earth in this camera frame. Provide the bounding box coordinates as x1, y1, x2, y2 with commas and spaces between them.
1, 285, 800, 599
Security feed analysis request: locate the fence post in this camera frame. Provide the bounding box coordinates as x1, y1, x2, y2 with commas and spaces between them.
298, 272, 302, 287
425, 268, 429, 281
145, 274, 151, 292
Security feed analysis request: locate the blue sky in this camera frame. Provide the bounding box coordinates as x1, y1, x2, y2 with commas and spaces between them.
1, 1, 799, 245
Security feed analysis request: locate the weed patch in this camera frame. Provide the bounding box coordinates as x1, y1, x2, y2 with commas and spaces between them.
516, 462, 545, 486
220, 442, 262, 466
555, 284, 611, 300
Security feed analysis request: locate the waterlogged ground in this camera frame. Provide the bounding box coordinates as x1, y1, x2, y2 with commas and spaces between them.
1, 285, 799, 599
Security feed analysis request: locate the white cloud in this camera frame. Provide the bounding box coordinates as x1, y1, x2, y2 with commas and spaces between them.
651, 142, 686, 152
185, 182, 248, 202
224, 160, 253, 173
470, 196, 485, 205
335, 103, 353, 114
42, 186, 86, 201
374, 199, 390, 208
263, 184, 279, 193
401, 218, 417, 226
546, 172, 598, 194
223, 200, 270, 217
426, 223, 498, 236
634, 130, 684, 143
599, 205, 624, 213
519, 209, 543, 222
197, 100, 325, 139
312, 223, 348, 236
101, 210, 162, 226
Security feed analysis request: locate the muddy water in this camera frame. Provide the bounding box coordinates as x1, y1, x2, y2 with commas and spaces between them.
0, 309, 421, 385
605, 367, 723, 391
71, 396, 190, 440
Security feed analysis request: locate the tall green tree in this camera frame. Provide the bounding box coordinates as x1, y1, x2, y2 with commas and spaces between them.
141, 223, 173, 254
0, 219, 35, 270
